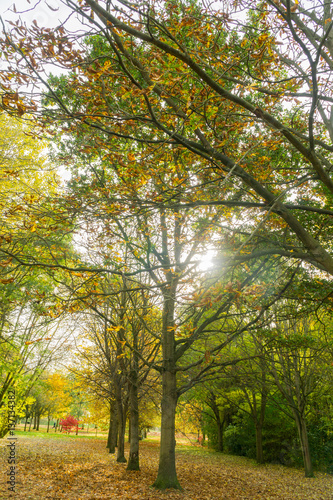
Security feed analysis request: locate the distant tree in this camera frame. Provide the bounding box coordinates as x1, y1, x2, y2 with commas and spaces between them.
42, 373, 73, 432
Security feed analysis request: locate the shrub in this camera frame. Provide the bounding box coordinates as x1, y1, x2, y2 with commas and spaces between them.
60, 415, 78, 433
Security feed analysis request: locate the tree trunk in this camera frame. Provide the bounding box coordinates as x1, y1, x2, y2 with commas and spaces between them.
246, 384, 267, 464
255, 423, 264, 464
47, 414, 50, 433
216, 419, 224, 452
106, 409, 113, 450
116, 391, 127, 463
107, 402, 117, 454
152, 284, 181, 489
207, 392, 224, 452
128, 414, 131, 443
127, 365, 140, 471
113, 411, 118, 448
24, 414, 29, 432
294, 412, 314, 477
36, 413, 40, 431
152, 370, 180, 489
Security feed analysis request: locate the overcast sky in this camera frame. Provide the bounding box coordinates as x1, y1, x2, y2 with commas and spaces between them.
1, 1, 73, 29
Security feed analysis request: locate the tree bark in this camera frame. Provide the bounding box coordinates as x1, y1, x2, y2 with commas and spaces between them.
116, 389, 127, 463
152, 278, 181, 489
127, 353, 140, 471
106, 408, 113, 450
153, 369, 180, 489
36, 413, 40, 431
216, 419, 224, 452
206, 392, 225, 452
254, 390, 267, 464
24, 410, 29, 432
128, 414, 131, 444
107, 401, 117, 454
294, 412, 314, 477
255, 423, 264, 464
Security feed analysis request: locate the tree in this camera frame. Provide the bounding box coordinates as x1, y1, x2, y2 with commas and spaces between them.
69, 275, 160, 468
266, 309, 332, 477
42, 372, 73, 432
220, 332, 270, 463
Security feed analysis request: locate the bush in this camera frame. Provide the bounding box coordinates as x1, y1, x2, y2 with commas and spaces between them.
261, 403, 296, 465
60, 415, 78, 433
223, 402, 298, 464
224, 415, 256, 458
308, 422, 333, 474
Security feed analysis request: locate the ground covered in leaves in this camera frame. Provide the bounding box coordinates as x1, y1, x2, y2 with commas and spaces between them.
0, 433, 332, 500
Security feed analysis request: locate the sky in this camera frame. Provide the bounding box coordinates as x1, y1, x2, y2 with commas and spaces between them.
1, 0, 65, 28
0, 0, 91, 36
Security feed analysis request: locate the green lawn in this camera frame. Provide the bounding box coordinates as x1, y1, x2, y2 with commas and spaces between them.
12, 428, 108, 440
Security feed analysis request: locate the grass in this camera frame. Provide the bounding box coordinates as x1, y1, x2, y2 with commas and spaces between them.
13, 429, 108, 440
11, 430, 330, 474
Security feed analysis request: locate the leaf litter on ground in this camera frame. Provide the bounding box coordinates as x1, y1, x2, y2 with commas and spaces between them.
0, 435, 332, 500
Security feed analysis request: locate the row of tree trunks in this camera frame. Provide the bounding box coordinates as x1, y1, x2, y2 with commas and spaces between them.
107, 372, 141, 472
23, 408, 57, 433
32, 410, 41, 430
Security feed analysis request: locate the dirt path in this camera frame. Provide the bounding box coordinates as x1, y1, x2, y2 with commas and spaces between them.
0, 435, 332, 499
